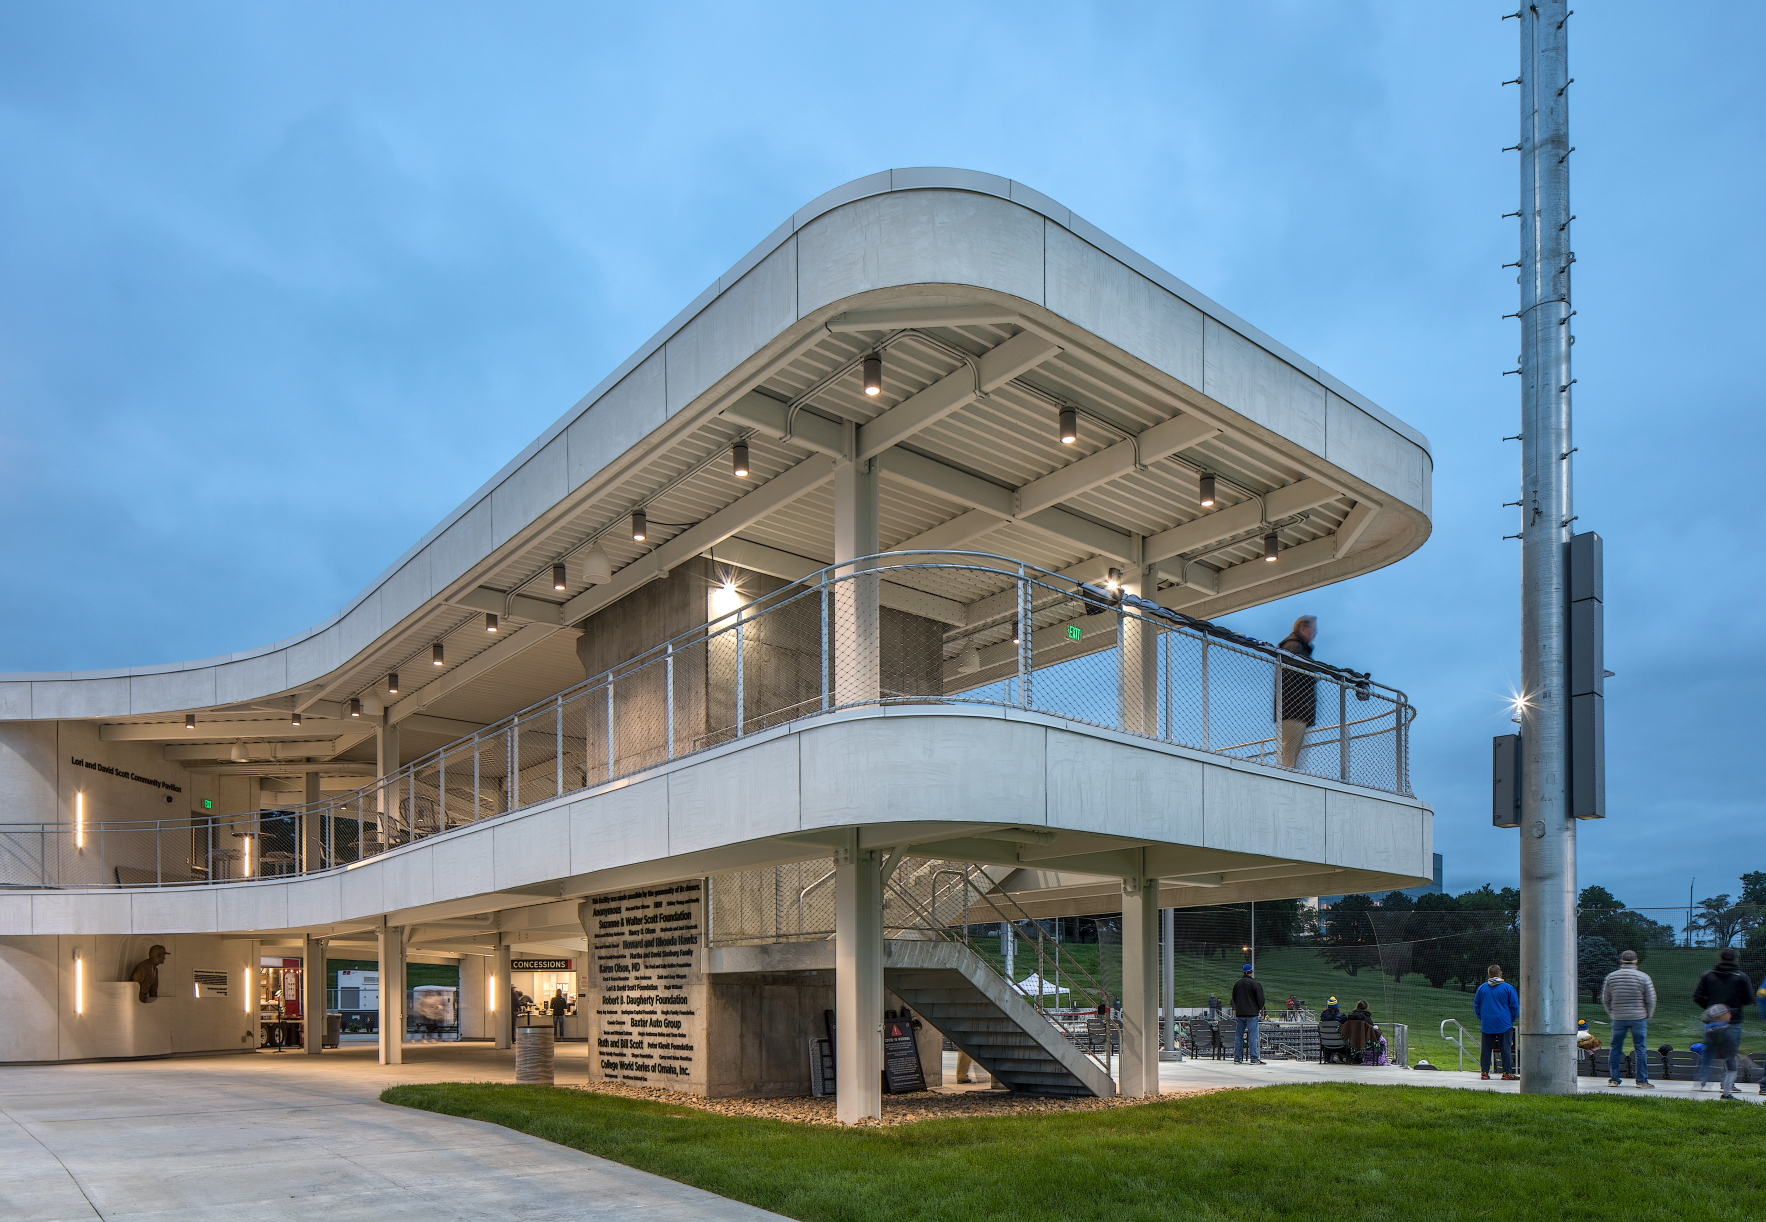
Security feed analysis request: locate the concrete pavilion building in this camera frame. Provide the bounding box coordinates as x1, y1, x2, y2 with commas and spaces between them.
0, 170, 1433, 1121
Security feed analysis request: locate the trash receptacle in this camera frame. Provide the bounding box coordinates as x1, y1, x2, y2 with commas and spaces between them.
324, 1012, 342, 1049
516, 1024, 555, 1085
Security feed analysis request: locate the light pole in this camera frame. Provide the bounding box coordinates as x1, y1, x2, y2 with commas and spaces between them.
1511, 0, 1579, 1095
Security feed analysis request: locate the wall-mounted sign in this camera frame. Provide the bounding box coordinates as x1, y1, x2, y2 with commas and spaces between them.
511, 958, 572, 971
69, 757, 183, 794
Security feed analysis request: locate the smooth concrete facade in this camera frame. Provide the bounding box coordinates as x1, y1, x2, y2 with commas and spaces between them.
0, 708, 1431, 941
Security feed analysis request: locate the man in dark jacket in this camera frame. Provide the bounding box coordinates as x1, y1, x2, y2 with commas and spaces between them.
1277, 616, 1318, 767
1230, 964, 1266, 1065
1692, 948, 1754, 1098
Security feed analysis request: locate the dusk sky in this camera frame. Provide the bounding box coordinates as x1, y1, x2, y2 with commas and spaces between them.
1, 3, 1759, 912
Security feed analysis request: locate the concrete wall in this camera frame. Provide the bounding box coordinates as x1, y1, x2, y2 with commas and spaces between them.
0, 721, 220, 876
0, 933, 258, 1062
0, 171, 1430, 722
703, 972, 834, 1098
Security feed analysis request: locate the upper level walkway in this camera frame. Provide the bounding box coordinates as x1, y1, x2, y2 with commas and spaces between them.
1, 555, 1428, 939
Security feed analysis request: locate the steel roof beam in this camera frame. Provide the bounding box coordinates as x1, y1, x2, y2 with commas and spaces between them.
557, 454, 838, 629
855, 331, 1062, 462
1013, 414, 1220, 517
1142, 477, 1341, 567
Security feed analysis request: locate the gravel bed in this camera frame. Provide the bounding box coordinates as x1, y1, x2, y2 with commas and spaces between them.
566, 1080, 1231, 1126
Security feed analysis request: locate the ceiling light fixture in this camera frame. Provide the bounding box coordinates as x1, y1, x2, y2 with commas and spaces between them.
1263, 532, 1280, 562
1059, 407, 1078, 445
731, 441, 750, 478
862, 353, 882, 396
1198, 473, 1217, 508
386, 672, 399, 695
1105, 567, 1123, 592
1010, 618, 1021, 645
291, 711, 302, 727
582, 545, 612, 584
552, 563, 567, 591
485, 612, 499, 633
348, 698, 362, 717
631, 511, 648, 542
185, 713, 196, 730
432, 642, 445, 666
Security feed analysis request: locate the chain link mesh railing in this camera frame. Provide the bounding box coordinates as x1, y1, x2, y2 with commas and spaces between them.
4, 552, 1413, 890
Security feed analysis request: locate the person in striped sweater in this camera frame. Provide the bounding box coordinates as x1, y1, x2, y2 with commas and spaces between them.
1601, 949, 1657, 1088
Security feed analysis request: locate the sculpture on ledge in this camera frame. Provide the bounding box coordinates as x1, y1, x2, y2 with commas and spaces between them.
130, 944, 168, 1002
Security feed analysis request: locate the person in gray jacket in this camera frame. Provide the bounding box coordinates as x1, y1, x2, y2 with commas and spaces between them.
1601, 949, 1657, 1088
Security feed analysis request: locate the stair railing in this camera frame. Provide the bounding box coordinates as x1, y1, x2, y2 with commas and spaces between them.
881, 864, 1113, 1078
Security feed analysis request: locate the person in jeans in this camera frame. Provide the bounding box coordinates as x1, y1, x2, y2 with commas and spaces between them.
1601, 949, 1657, 1088
1276, 616, 1318, 768
1692, 947, 1754, 1100
1473, 964, 1520, 1080
1230, 964, 1266, 1064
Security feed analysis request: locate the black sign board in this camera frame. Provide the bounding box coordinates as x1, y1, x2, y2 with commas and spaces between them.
511, 958, 572, 971
883, 1009, 926, 1094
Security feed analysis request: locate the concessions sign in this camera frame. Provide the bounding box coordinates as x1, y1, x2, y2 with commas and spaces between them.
511, 958, 572, 971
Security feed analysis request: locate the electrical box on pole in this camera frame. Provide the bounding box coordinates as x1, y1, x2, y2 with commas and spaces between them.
1492, 734, 1523, 828
1566, 531, 1605, 819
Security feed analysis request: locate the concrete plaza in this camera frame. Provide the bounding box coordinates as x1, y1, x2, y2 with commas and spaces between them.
8, 1040, 1756, 1221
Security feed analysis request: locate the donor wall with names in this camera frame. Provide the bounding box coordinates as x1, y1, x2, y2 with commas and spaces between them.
588, 879, 704, 1093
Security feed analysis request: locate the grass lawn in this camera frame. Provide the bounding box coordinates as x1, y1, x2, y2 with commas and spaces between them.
969, 941, 1762, 1068
384, 1081, 1766, 1222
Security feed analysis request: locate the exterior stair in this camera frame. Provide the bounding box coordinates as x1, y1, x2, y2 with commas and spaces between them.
704, 937, 1115, 1098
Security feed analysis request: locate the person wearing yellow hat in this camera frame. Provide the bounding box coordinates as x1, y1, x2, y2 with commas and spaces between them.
1319, 997, 1342, 1021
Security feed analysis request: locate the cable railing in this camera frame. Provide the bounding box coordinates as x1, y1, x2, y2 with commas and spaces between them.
0, 551, 1414, 890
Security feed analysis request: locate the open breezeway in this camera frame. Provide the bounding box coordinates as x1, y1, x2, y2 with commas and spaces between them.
0, 1046, 783, 1222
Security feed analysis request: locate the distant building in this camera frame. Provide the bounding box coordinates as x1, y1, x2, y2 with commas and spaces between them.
1316, 853, 1442, 908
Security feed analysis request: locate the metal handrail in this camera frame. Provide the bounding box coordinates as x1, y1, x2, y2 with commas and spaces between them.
1, 552, 1415, 890
1440, 1018, 1472, 1072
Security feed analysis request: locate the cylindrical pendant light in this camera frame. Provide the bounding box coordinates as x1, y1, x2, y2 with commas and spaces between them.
185, 712, 196, 730
348, 698, 362, 717
291, 710, 303, 727
1198, 473, 1217, 508
552, 563, 567, 591
432, 642, 445, 666
485, 612, 499, 633
1010, 618, 1021, 644
862, 353, 882, 396
1263, 532, 1280, 562
731, 441, 750, 478
386, 672, 399, 695
1058, 408, 1078, 445
631, 510, 648, 542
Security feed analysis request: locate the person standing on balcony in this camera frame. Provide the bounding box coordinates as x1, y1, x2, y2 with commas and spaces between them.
1600, 949, 1657, 1088
1231, 964, 1266, 1065
1474, 964, 1520, 1081
1277, 616, 1318, 768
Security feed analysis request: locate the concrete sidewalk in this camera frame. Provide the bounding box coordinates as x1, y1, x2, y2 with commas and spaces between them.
0, 1044, 784, 1222
1150, 1052, 1766, 1103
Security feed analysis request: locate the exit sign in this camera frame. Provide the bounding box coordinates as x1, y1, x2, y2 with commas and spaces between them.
202, 799, 214, 810
1066, 625, 1082, 641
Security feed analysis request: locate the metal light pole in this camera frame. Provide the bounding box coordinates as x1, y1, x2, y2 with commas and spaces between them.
1512, 0, 1578, 1095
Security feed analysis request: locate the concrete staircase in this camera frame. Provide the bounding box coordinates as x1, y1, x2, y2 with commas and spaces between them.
881, 939, 1115, 1098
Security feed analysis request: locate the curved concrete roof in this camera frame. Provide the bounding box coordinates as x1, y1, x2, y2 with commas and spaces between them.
0, 169, 1432, 721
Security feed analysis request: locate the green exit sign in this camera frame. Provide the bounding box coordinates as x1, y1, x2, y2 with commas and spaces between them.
202, 799, 214, 810
1066, 625, 1082, 641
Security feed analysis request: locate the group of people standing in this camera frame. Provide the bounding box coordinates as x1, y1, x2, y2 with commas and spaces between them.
1473, 949, 1763, 1100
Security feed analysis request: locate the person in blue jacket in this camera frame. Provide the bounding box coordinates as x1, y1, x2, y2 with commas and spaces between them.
1473, 963, 1520, 1080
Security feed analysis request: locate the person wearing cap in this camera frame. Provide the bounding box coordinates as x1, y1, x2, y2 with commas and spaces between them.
1600, 949, 1657, 1088
1691, 947, 1754, 1099
1319, 997, 1342, 1021
1230, 963, 1266, 1064
1473, 964, 1520, 1080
